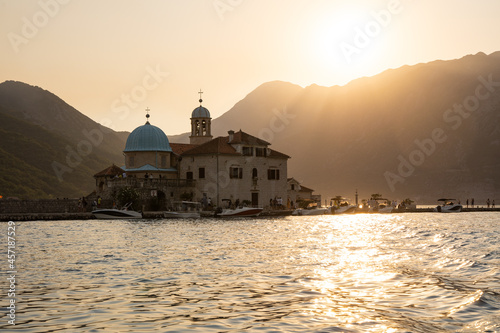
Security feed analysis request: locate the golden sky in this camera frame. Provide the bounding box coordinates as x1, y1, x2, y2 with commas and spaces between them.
1, 0, 499, 134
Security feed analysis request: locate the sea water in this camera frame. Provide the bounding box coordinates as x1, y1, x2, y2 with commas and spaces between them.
0, 213, 499, 332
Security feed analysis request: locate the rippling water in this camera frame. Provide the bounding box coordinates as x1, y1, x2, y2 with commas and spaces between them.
1, 213, 499, 332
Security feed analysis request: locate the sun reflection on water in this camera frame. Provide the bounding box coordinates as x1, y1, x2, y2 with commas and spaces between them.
299, 214, 407, 331
9, 214, 499, 332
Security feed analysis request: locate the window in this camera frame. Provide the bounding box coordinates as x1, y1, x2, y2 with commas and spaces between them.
291, 184, 295, 190
199, 167, 205, 179
186, 171, 193, 180
201, 120, 207, 135
242, 146, 253, 156
129, 156, 134, 167
230, 167, 243, 179
267, 168, 280, 180
194, 120, 200, 135
256, 148, 267, 157
252, 168, 258, 179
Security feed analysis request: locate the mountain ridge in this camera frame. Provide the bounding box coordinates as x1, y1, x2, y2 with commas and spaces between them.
0, 81, 127, 198
1, 51, 499, 202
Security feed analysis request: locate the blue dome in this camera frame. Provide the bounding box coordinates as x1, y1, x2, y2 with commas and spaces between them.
192, 106, 210, 118
124, 122, 172, 152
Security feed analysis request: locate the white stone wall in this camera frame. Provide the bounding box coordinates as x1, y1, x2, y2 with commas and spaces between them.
179, 154, 288, 208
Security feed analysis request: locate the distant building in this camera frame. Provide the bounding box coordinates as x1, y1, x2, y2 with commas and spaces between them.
287, 178, 321, 206
94, 96, 290, 209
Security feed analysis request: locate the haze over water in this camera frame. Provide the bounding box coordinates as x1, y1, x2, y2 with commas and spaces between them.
1, 213, 499, 332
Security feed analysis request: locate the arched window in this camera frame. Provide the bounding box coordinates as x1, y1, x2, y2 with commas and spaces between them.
195, 120, 200, 135
201, 120, 206, 135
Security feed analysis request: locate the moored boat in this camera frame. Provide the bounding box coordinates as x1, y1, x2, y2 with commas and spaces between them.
216, 206, 263, 217
292, 203, 329, 216
92, 203, 142, 219
335, 204, 357, 214
331, 198, 357, 214
434, 199, 462, 213
164, 201, 201, 218
368, 199, 395, 213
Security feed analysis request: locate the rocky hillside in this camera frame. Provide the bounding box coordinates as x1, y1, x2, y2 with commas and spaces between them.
0, 81, 126, 199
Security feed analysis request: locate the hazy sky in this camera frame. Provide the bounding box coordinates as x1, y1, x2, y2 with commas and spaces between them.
1, 0, 500, 134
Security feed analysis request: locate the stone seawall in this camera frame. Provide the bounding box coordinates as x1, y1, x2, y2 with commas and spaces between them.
0, 198, 121, 215
0, 199, 82, 214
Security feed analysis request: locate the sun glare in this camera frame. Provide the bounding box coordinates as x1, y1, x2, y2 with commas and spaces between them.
307, 5, 388, 86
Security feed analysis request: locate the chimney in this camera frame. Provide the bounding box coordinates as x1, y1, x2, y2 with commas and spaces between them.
228, 130, 234, 143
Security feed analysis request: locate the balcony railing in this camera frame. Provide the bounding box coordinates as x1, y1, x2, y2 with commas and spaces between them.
106, 178, 195, 188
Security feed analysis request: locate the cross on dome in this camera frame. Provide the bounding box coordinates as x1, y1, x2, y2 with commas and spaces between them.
198, 89, 203, 105
145, 107, 150, 124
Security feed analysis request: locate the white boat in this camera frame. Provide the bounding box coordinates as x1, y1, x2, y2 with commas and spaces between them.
292, 203, 329, 216
368, 199, 395, 213
164, 201, 201, 218
434, 199, 462, 213
335, 205, 357, 214
92, 203, 142, 219
332, 199, 357, 214
217, 206, 263, 217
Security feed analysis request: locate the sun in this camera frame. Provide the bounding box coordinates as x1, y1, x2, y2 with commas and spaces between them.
305, 5, 386, 86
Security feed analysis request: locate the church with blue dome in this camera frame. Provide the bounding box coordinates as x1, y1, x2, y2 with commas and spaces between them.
122, 109, 178, 178
93, 92, 292, 211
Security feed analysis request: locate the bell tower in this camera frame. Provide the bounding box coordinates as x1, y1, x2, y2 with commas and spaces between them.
189, 89, 213, 145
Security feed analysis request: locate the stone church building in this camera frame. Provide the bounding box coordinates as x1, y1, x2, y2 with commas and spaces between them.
94, 97, 290, 209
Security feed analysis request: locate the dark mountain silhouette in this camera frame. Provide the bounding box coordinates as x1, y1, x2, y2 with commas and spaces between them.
173, 52, 500, 203
0, 81, 127, 198
2, 51, 499, 202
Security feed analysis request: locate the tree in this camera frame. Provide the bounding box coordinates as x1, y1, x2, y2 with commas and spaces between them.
117, 187, 140, 210
180, 192, 193, 201
403, 198, 414, 205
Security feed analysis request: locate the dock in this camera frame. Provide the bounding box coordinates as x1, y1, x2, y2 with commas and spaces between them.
0, 207, 499, 222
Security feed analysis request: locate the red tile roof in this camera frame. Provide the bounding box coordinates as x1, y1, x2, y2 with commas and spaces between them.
299, 185, 314, 193
229, 130, 270, 145
268, 148, 290, 159
94, 164, 126, 177
180, 130, 289, 158
170, 143, 198, 155
181, 137, 239, 156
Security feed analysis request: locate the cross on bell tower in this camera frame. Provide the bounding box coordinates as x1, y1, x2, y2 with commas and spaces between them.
189, 90, 213, 145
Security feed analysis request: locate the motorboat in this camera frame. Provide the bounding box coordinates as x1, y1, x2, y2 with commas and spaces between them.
92, 203, 142, 219
216, 206, 263, 217
332, 199, 357, 214
335, 204, 357, 214
164, 201, 202, 218
434, 199, 462, 213
292, 203, 329, 216
368, 199, 395, 213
